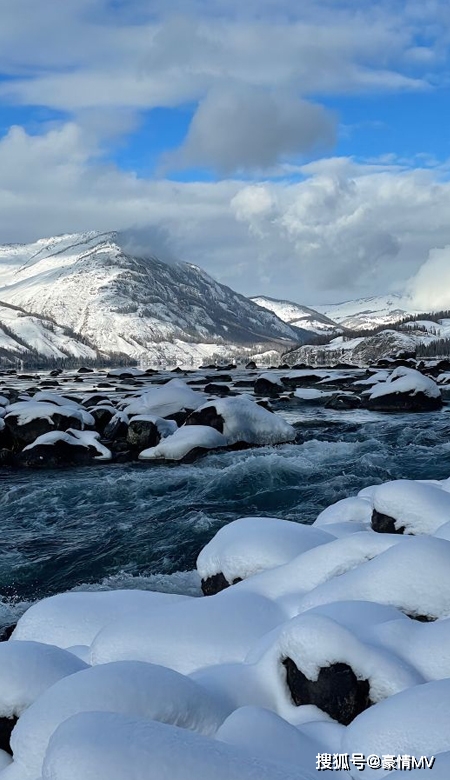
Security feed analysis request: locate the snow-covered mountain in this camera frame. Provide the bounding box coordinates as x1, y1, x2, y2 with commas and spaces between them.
251, 296, 340, 334
0, 232, 304, 365
313, 294, 417, 331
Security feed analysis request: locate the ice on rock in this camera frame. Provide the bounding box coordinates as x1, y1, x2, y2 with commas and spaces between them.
343, 679, 450, 778
124, 379, 205, 418
197, 517, 334, 585
139, 425, 227, 460
188, 395, 296, 445
11, 590, 189, 649
298, 536, 450, 620
372, 479, 450, 535
0, 641, 87, 719
90, 590, 287, 673
11, 661, 230, 779
41, 711, 308, 780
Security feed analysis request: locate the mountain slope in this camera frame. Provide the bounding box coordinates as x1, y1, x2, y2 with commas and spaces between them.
0, 232, 303, 362
251, 296, 340, 334
313, 294, 418, 331
0, 301, 98, 364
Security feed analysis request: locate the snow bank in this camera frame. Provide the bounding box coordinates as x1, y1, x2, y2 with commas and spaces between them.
197, 517, 333, 583
139, 424, 227, 460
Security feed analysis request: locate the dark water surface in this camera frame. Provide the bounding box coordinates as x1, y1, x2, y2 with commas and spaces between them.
2, 403, 450, 629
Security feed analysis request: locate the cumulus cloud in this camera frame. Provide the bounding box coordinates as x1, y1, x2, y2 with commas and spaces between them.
165, 87, 336, 174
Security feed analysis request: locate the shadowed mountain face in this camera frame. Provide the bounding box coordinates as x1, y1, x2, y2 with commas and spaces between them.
0, 232, 306, 363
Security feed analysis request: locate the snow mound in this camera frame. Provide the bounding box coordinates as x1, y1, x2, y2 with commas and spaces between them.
11, 590, 189, 649
139, 425, 227, 460
372, 479, 450, 535
10, 661, 230, 779
41, 711, 307, 780
197, 517, 333, 583
0, 641, 87, 719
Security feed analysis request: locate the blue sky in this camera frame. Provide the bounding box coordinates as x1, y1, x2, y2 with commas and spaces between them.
0, 0, 450, 303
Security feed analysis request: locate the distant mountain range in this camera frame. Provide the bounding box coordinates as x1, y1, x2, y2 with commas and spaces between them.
0, 232, 308, 365
0, 231, 435, 367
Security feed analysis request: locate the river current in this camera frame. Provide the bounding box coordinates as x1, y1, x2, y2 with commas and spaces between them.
1, 379, 450, 631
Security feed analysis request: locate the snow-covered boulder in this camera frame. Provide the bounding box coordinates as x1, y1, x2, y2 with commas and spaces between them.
365, 367, 442, 412
185, 395, 296, 446
18, 429, 111, 467
4, 401, 95, 448
197, 517, 333, 595
139, 425, 228, 461
371, 480, 450, 535
254, 373, 283, 396
123, 379, 205, 419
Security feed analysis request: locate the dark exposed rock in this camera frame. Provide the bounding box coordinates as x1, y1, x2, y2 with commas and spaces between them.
0, 716, 17, 755
325, 394, 362, 410
0, 448, 15, 467
165, 410, 193, 427
185, 406, 224, 433
0, 623, 16, 642
245, 361, 257, 370
204, 383, 232, 395
126, 419, 161, 451
371, 509, 406, 535
50, 369, 62, 376
77, 367, 94, 373
254, 378, 282, 397
201, 572, 242, 596
205, 374, 233, 383
90, 407, 115, 434
82, 395, 110, 408
283, 658, 371, 725
103, 415, 128, 441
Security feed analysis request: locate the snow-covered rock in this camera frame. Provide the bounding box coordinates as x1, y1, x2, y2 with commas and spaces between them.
371, 480, 450, 535
197, 517, 333, 594
366, 367, 442, 412
139, 425, 228, 461
185, 395, 296, 446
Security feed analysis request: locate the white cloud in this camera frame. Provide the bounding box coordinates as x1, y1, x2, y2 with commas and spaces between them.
408, 246, 450, 311
2, 122, 450, 306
